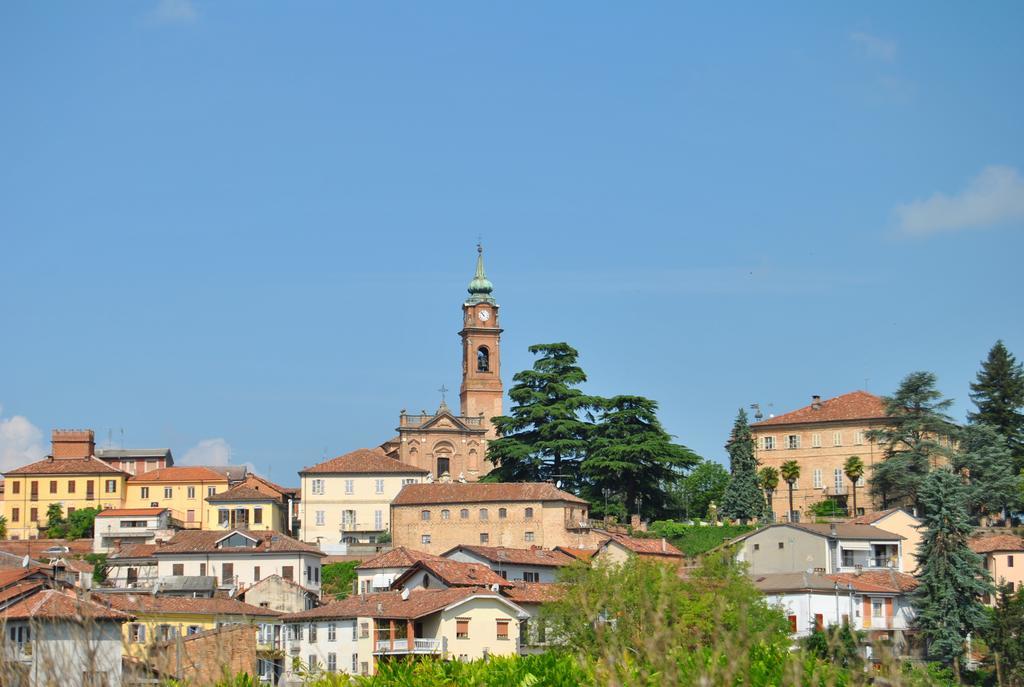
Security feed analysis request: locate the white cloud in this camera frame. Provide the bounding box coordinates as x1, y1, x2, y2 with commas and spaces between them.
896, 165, 1024, 237
850, 31, 897, 61
0, 407, 46, 472
181, 438, 232, 466
150, 0, 198, 25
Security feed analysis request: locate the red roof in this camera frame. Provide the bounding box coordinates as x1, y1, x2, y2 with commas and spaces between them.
128, 466, 228, 483
553, 546, 596, 562
95, 508, 168, 517
3, 589, 133, 621
153, 529, 322, 556
443, 545, 576, 568
969, 534, 1024, 554
826, 570, 918, 593
0, 567, 50, 588
279, 588, 502, 621
94, 592, 281, 617
356, 547, 445, 570
602, 532, 684, 558
503, 582, 566, 604
392, 559, 511, 589
301, 448, 428, 475
751, 391, 888, 427
109, 543, 158, 560
392, 482, 588, 506
4, 456, 125, 476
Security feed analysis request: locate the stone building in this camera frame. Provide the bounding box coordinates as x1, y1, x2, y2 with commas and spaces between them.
390, 482, 597, 555
383, 245, 503, 482
750, 392, 893, 521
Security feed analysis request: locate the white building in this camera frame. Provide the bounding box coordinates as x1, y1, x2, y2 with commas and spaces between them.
753, 570, 918, 660
733, 523, 904, 575
104, 544, 158, 590
355, 547, 444, 595
153, 529, 325, 593
93, 508, 177, 554
278, 588, 528, 682
441, 545, 576, 583
1, 589, 132, 687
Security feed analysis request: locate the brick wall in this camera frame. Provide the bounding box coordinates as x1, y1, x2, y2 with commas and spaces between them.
51, 429, 95, 459
147, 624, 258, 684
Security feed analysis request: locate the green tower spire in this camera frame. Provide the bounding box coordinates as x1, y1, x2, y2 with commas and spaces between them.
466, 242, 495, 304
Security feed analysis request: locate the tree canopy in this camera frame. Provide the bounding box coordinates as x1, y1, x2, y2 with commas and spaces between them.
969, 340, 1024, 473
953, 423, 1020, 521
720, 409, 767, 523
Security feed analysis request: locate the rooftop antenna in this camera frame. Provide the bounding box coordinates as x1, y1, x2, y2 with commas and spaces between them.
107, 428, 113, 449
749, 403, 772, 422
120, 427, 125, 449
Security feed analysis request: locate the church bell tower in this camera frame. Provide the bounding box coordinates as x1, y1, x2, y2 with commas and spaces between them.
460, 244, 503, 438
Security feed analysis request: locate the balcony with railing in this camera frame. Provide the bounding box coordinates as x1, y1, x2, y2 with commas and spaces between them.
374, 637, 445, 654
399, 413, 484, 428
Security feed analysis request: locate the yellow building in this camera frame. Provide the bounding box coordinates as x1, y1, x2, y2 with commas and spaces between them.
205, 474, 293, 532
2, 430, 128, 540
93, 592, 282, 656
124, 466, 230, 529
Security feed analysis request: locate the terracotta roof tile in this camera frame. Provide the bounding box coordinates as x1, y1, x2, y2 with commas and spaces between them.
751, 391, 888, 427
206, 484, 280, 502
128, 466, 229, 483
444, 545, 576, 568
4, 456, 126, 476
94, 592, 280, 617
787, 523, 903, 541
392, 482, 589, 506
603, 532, 684, 557
279, 588, 492, 621
503, 582, 566, 604
553, 547, 596, 562
109, 543, 158, 560
0, 581, 45, 605
95, 508, 169, 517
846, 508, 905, 525
969, 533, 1024, 554
154, 529, 323, 556
356, 547, 445, 570
393, 559, 511, 589
301, 448, 428, 475
0, 567, 50, 588
826, 570, 919, 593
4, 589, 134, 621
0, 538, 93, 557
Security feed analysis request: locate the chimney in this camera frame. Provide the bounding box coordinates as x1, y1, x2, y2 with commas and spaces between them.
51, 429, 95, 459
661, 538, 667, 553
811, 395, 822, 411
829, 523, 837, 537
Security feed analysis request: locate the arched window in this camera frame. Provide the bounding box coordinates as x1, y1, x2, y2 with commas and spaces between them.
437, 457, 450, 477
477, 346, 490, 372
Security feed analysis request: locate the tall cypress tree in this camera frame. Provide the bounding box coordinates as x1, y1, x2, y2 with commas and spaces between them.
486, 343, 601, 486
868, 371, 957, 512
969, 340, 1024, 473
582, 395, 700, 521
912, 469, 992, 676
720, 408, 767, 523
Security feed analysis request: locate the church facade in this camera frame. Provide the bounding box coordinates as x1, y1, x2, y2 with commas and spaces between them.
381, 245, 504, 482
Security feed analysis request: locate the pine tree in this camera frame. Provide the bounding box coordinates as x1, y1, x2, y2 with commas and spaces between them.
953, 424, 1021, 523
984, 586, 1024, 686
486, 343, 601, 486
720, 409, 767, 523
969, 340, 1024, 473
868, 371, 957, 512
912, 469, 993, 676
582, 395, 700, 521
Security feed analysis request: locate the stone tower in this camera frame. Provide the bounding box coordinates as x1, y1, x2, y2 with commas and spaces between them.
459, 243, 503, 438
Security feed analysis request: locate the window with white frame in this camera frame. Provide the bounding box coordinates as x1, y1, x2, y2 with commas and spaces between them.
833, 432, 842, 447
328, 623, 336, 641
402, 478, 416, 486
813, 469, 823, 489
786, 434, 800, 449
525, 531, 535, 542
872, 599, 884, 617
811, 433, 821, 448
315, 511, 325, 526
351, 654, 358, 673
834, 468, 843, 492
763, 436, 776, 450
854, 431, 865, 445
344, 479, 354, 495
421, 534, 431, 545
327, 653, 337, 673
374, 510, 383, 530
375, 479, 385, 494
311, 479, 325, 495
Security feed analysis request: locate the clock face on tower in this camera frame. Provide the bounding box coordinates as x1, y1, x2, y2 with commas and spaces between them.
477, 309, 490, 322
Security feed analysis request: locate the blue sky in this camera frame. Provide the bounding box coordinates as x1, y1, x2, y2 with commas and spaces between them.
2, 1, 1022, 482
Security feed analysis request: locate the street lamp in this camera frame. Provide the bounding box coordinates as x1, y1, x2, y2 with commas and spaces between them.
634, 495, 642, 521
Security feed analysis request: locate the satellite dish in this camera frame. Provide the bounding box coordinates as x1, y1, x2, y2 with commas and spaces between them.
556, 480, 562, 489
21, 554, 30, 568
490, 583, 500, 592
401, 587, 410, 601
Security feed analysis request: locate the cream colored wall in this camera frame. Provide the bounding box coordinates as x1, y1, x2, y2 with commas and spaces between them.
124, 479, 229, 529
205, 501, 286, 532
438, 597, 521, 661
594, 541, 631, 565
391, 499, 594, 555
872, 511, 922, 574
300, 473, 423, 545
987, 551, 1024, 597
3, 473, 127, 539
752, 421, 887, 520
156, 552, 322, 592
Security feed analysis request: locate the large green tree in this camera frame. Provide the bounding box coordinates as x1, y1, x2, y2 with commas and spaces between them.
45, 503, 66, 538
969, 340, 1024, 473
671, 460, 729, 520
912, 469, 992, 676
487, 343, 601, 486
984, 586, 1024, 686
953, 423, 1020, 523
582, 395, 699, 521
868, 371, 957, 512
720, 409, 767, 523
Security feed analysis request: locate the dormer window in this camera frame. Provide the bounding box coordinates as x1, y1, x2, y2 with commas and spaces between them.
216, 532, 258, 549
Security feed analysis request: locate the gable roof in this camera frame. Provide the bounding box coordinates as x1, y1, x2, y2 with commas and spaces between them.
279, 588, 523, 622
405, 408, 488, 434
128, 466, 228, 483
94, 592, 280, 617
4, 590, 134, 621
240, 574, 314, 597
502, 581, 566, 604
4, 455, 125, 476
356, 547, 445, 570
443, 545, 577, 568
735, 523, 902, 543
301, 448, 429, 475
826, 570, 919, 593
109, 543, 158, 561
206, 484, 280, 503
846, 508, 920, 526
553, 546, 597, 562
153, 529, 323, 556
392, 482, 588, 506
751, 391, 888, 428
391, 559, 511, 590
600, 532, 684, 558
0, 567, 51, 589
969, 533, 1024, 554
